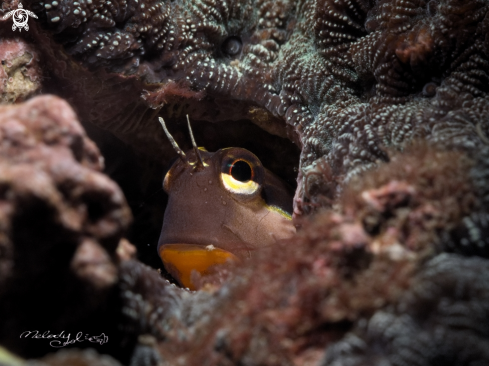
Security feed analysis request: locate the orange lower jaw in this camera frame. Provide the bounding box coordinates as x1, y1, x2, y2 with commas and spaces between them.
158, 244, 239, 290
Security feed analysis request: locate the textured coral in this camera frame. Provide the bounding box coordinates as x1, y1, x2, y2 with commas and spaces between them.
146, 143, 489, 366
0, 95, 132, 357
28, 349, 124, 366
118, 259, 183, 339
322, 254, 489, 366
342, 142, 489, 257
293, 0, 489, 215
0, 38, 42, 103
8, 0, 486, 219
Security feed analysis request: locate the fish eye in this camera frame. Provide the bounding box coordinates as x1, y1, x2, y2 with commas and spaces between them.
220, 149, 264, 200
229, 160, 252, 182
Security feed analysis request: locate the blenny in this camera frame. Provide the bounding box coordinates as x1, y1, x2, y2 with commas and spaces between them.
157, 117, 295, 289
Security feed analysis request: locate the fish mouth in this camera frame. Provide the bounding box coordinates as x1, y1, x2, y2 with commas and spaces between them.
158, 243, 239, 290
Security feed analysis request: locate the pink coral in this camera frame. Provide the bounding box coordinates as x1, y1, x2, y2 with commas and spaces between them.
0, 95, 132, 357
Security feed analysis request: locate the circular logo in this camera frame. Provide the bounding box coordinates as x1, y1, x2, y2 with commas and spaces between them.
3, 3, 38, 32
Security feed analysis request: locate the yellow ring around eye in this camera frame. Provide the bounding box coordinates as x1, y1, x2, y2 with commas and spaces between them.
221, 173, 259, 195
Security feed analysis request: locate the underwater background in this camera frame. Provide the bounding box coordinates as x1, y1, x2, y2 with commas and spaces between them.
1, 0, 489, 365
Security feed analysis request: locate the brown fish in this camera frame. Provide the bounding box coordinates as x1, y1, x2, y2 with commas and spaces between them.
157, 117, 295, 289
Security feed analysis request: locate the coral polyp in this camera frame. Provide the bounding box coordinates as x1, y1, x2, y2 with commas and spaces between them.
18, 0, 487, 217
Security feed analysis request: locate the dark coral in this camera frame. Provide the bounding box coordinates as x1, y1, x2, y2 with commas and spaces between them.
118, 259, 183, 339
322, 254, 489, 366
440, 144, 489, 257
342, 142, 483, 256
7, 0, 486, 221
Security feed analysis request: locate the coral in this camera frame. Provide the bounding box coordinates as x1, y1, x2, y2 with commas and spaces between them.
0, 95, 132, 357
341, 142, 481, 256
9, 0, 486, 219
296, 140, 489, 260
118, 259, 183, 340
295, 0, 489, 214
0, 38, 42, 103
155, 207, 417, 365
440, 144, 489, 257
28, 348, 123, 366
149, 143, 489, 366
322, 254, 489, 366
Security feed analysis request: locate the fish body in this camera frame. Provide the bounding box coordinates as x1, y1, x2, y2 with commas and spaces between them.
157, 118, 295, 288
159, 148, 294, 255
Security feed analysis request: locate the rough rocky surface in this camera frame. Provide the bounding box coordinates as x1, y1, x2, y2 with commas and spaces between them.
0, 38, 42, 104
0, 95, 132, 358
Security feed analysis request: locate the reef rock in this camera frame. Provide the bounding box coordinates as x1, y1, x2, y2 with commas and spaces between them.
0, 95, 132, 357
0, 38, 42, 104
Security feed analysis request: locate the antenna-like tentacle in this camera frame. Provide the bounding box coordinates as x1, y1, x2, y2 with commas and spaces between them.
158, 117, 188, 164
186, 115, 205, 168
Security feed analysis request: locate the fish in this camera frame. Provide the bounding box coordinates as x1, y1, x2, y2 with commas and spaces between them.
157, 116, 296, 289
